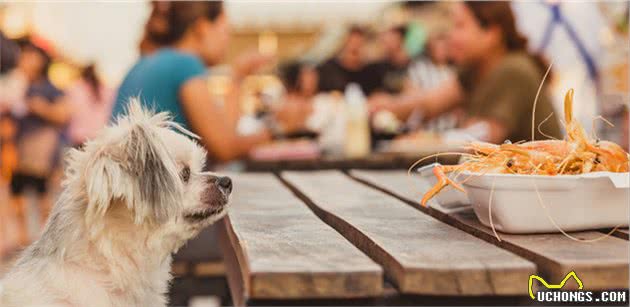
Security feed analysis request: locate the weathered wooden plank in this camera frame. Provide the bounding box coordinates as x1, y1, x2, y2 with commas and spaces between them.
350, 170, 630, 290
245, 153, 458, 172
281, 171, 536, 296
219, 173, 383, 306
217, 218, 249, 307
607, 228, 629, 240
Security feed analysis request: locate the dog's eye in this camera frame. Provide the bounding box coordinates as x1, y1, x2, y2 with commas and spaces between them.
180, 166, 191, 183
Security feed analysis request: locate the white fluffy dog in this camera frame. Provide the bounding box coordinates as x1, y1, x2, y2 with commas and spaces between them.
0, 100, 232, 307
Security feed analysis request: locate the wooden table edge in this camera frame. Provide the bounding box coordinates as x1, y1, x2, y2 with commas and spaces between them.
347, 170, 629, 291
217, 216, 251, 307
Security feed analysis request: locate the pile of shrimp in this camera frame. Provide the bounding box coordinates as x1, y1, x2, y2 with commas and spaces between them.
420, 88, 630, 207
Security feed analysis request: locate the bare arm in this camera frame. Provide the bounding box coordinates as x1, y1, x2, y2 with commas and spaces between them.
463, 118, 508, 144
272, 96, 314, 134
28, 96, 72, 126
180, 78, 271, 162
369, 77, 464, 120
221, 51, 275, 126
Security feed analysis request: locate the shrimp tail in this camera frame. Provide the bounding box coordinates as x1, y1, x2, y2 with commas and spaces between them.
564, 88, 574, 125
564, 88, 589, 143
421, 165, 465, 207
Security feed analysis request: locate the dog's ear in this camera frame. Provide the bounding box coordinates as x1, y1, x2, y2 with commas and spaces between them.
84, 99, 183, 224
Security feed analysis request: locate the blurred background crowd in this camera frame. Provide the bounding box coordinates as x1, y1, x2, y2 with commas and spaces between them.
0, 1, 628, 304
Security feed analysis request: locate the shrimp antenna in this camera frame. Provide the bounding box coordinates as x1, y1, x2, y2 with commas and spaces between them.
537, 112, 558, 140
531, 61, 553, 141
591, 115, 615, 140
406, 152, 473, 177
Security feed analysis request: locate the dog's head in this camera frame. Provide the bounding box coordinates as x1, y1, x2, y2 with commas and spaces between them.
65, 99, 230, 245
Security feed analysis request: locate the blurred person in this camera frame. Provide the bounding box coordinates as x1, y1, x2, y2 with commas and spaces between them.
370, 28, 456, 132
113, 3, 278, 294
0, 30, 20, 74
113, 1, 275, 163
263, 62, 319, 136
0, 36, 25, 246
0, 35, 27, 186
66, 64, 114, 146
280, 61, 319, 102
370, 1, 562, 143
0, 38, 31, 115
405, 32, 458, 132
10, 42, 71, 244
0, 113, 17, 252
426, 32, 450, 65
139, 1, 173, 56
373, 25, 413, 94
372, 24, 449, 94
407, 32, 454, 91
317, 26, 381, 95
0, 114, 17, 182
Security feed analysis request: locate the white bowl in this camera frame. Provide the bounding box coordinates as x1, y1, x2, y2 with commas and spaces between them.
418, 164, 629, 234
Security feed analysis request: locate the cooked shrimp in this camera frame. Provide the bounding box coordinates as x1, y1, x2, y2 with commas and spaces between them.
420, 88, 630, 206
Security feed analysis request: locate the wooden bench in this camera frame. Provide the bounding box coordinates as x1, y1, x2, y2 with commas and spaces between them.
219, 171, 629, 306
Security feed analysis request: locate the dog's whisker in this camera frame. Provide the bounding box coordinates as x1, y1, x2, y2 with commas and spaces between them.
198, 171, 217, 177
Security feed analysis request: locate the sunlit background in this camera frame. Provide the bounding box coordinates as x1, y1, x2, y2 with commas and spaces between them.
0, 0, 627, 147
1, 2, 393, 85
1, 1, 627, 128
0, 1, 627, 97
0, 2, 628, 305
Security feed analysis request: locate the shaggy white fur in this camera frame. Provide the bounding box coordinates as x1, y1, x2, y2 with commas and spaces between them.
0, 100, 231, 307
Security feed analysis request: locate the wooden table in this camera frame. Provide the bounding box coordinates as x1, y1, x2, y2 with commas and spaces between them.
244, 152, 458, 172
218, 171, 629, 306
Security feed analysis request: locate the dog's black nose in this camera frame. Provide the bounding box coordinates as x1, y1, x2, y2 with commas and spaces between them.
218, 176, 232, 193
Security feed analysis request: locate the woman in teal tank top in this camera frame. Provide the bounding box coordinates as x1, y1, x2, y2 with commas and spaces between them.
113, 1, 272, 162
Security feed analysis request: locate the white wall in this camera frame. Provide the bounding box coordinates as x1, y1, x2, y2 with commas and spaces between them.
29, 2, 149, 85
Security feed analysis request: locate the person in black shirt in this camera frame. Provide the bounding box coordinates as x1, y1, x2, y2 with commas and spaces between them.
280, 61, 319, 101
372, 25, 412, 94
0, 31, 20, 74
317, 26, 381, 95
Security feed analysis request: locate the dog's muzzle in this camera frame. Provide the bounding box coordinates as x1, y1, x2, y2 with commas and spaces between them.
216, 176, 232, 195
184, 174, 232, 223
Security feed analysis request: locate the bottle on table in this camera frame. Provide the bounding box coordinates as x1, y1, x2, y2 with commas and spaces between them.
343, 83, 370, 158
